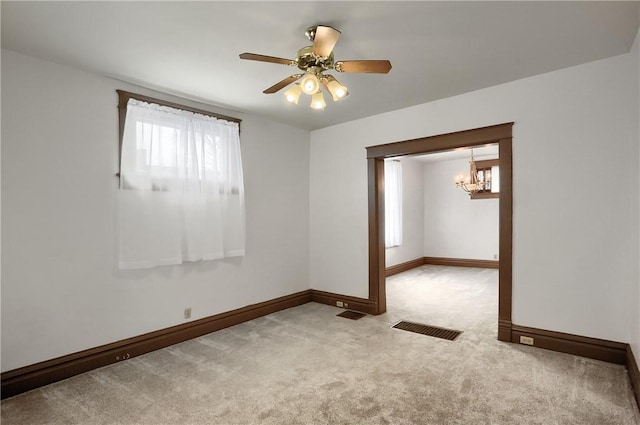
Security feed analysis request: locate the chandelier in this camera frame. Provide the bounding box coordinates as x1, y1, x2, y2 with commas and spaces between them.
455, 149, 486, 195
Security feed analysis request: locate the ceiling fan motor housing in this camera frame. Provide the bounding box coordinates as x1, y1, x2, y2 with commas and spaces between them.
296, 46, 334, 73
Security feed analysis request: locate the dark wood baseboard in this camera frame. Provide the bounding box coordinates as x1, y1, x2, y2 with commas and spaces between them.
1, 290, 313, 399
511, 325, 627, 365
627, 346, 640, 408
310, 289, 377, 315
5, 283, 637, 413
385, 258, 425, 277
385, 257, 500, 277
423, 256, 499, 269
498, 319, 512, 342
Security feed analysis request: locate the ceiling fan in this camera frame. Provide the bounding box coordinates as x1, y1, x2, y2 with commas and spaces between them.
239, 25, 392, 110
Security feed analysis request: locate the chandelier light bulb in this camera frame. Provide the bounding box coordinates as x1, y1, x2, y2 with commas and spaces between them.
300, 74, 320, 95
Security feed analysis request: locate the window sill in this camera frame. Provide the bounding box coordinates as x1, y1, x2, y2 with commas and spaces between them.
470, 192, 499, 200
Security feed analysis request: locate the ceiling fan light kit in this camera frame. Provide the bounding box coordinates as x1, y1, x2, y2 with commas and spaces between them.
284, 84, 303, 104
300, 73, 321, 95
311, 91, 327, 110
323, 74, 349, 101
240, 25, 392, 111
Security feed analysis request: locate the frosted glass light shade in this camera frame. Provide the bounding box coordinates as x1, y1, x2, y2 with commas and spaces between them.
326, 77, 349, 101
300, 74, 320, 95
284, 84, 302, 104
310, 91, 326, 110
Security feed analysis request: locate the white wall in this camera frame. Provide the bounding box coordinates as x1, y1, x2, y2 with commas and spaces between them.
423, 158, 499, 260
1, 49, 310, 371
632, 29, 640, 359
385, 157, 424, 267
310, 50, 639, 343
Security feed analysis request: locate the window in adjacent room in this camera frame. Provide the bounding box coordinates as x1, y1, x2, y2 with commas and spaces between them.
471, 158, 500, 200
384, 159, 402, 248
116, 90, 245, 270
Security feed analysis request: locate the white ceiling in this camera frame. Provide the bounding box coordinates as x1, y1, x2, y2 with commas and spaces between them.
2, 1, 638, 131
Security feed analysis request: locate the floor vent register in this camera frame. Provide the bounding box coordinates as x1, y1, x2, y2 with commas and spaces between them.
337, 310, 367, 320
391, 320, 462, 341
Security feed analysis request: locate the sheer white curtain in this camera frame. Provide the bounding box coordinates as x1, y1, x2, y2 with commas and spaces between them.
118, 99, 245, 270
384, 159, 402, 248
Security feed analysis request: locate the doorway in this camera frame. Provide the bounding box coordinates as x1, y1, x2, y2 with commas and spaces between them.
366, 123, 513, 342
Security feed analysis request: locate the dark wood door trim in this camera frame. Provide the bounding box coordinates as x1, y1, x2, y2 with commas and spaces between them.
367, 157, 386, 314
498, 137, 513, 341
366, 123, 514, 341
366, 123, 513, 159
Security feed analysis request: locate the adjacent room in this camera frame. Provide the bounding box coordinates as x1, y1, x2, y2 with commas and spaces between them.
384, 147, 500, 337
2, 2, 639, 424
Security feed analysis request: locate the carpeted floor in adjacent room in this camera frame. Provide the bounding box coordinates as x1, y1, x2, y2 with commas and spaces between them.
2, 265, 639, 424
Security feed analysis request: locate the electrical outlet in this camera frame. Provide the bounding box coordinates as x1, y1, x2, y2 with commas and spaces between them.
344, 303, 349, 309
336, 301, 344, 308
184, 308, 192, 319
520, 336, 534, 346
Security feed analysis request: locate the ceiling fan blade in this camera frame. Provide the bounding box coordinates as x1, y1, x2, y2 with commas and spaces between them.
335, 60, 392, 74
263, 74, 304, 94
313, 26, 341, 58
239, 53, 295, 66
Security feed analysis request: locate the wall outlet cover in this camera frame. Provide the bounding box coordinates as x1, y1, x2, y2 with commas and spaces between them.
520, 335, 534, 346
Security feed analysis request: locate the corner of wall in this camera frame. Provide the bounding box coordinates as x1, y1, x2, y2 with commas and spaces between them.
636, 25, 640, 357
632, 25, 640, 356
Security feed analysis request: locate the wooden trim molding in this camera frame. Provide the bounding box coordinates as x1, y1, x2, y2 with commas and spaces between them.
366, 123, 513, 159
497, 137, 513, 342
422, 257, 499, 269
498, 319, 513, 342
368, 157, 387, 314
512, 325, 640, 412
627, 346, 640, 408
385, 257, 500, 277
1, 290, 312, 399
511, 325, 627, 365
4, 284, 638, 411
310, 290, 377, 315
385, 258, 425, 277
475, 158, 499, 168
470, 192, 499, 200
367, 123, 513, 341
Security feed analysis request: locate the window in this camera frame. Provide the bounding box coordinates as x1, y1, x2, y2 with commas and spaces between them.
116, 91, 245, 270
471, 158, 499, 200
384, 160, 402, 248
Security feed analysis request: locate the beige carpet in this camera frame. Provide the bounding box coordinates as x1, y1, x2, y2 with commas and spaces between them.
2, 265, 639, 424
